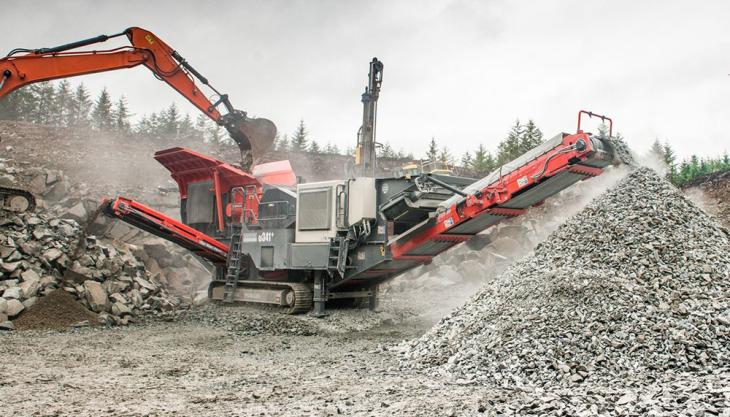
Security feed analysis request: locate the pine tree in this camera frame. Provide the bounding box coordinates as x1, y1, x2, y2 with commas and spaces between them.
194, 114, 209, 141
519, 120, 543, 153
426, 137, 438, 162
112, 96, 131, 133
324, 142, 336, 154
0, 87, 35, 121
308, 140, 320, 153
276, 133, 290, 152
30, 82, 56, 124
291, 119, 308, 152
207, 123, 224, 145
91, 88, 113, 130
178, 113, 194, 139
378, 142, 396, 158
69, 83, 92, 127
472, 143, 496, 175
662, 141, 677, 180
650, 139, 664, 160
438, 146, 452, 164
461, 151, 473, 169
161, 103, 180, 135
497, 119, 523, 165
148, 112, 161, 139
135, 114, 151, 136
53, 80, 73, 126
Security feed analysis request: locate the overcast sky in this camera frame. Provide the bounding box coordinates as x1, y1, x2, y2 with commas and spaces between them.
4, 0, 730, 160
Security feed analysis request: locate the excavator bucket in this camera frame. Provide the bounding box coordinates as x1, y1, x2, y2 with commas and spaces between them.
226, 117, 277, 169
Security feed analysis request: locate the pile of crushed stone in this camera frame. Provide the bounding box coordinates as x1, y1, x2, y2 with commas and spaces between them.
400, 168, 730, 390
13, 289, 97, 330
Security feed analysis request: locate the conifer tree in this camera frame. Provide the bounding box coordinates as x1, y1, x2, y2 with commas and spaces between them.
519, 119, 543, 153
378, 142, 396, 158
426, 137, 438, 162
461, 151, 473, 169
438, 146, 452, 164
91, 88, 113, 130
30, 82, 56, 124
69, 83, 92, 127
291, 119, 308, 152
496, 119, 522, 165
177, 113, 194, 138
472, 143, 496, 175
276, 133, 290, 152
53, 80, 73, 126
161, 103, 180, 134
662, 141, 677, 179
113, 96, 131, 133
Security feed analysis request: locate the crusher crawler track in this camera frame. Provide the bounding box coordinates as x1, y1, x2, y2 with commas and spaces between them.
209, 281, 313, 314
0, 186, 36, 213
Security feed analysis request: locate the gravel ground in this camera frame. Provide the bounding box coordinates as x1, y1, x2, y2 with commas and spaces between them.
3, 303, 728, 417
0, 301, 512, 417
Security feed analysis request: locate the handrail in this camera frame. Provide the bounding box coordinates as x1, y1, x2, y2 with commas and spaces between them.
577, 110, 613, 137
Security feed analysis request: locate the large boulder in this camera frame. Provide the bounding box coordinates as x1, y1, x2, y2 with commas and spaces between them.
5, 299, 24, 317
62, 202, 87, 223
83, 280, 109, 313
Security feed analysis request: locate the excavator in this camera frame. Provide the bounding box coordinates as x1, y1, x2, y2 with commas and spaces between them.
0, 28, 632, 316
0, 27, 276, 212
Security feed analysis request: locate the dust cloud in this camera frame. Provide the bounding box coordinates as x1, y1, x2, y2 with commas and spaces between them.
384, 164, 633, 325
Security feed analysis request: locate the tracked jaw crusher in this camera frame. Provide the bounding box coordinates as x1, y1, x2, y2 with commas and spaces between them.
104, 110, 627, 316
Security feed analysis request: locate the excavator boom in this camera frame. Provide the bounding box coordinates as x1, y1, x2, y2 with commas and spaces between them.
0, 27, 276, 169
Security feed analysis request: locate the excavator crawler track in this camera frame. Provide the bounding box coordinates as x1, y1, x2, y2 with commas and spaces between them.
209, 280, 313, 314
0, 186, 36, 213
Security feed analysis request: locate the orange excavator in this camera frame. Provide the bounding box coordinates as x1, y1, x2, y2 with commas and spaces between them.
0, 27, 276, 212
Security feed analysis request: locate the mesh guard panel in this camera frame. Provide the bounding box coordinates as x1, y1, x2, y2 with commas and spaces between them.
298, 188, 332, 230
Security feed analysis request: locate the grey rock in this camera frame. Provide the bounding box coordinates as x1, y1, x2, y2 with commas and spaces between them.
83, 280, 109, 313
403, 168, 730, 394
62, 202, 88, 222
5, 299, 24, 317
3, 286, 20, 299
41, 248, 63, 262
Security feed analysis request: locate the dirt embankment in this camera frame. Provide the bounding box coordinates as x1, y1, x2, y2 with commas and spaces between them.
684, 168, 730, 228
0, 121, 410, 197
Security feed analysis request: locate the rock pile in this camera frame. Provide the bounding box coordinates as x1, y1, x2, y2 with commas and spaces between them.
401, 169, 730, 392
0, 208, 184, 329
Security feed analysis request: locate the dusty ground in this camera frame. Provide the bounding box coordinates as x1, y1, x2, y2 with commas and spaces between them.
0, 298, 508, 417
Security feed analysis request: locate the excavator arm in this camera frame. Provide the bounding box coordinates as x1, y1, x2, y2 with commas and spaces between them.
0, 27, 276, 169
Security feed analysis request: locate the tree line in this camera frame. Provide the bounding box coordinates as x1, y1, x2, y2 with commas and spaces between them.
8, 80, 724, 185
0, 80, 542, 167
0, 80, 228, 143
650, 140, 730, 187
425, 119, 544, 176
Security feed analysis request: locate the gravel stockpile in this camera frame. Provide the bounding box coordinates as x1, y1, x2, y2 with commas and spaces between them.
13, 289, 98, 330
401, 168, 730, 389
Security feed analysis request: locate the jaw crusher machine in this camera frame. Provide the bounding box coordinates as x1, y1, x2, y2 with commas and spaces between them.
105, 105, 626, 316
